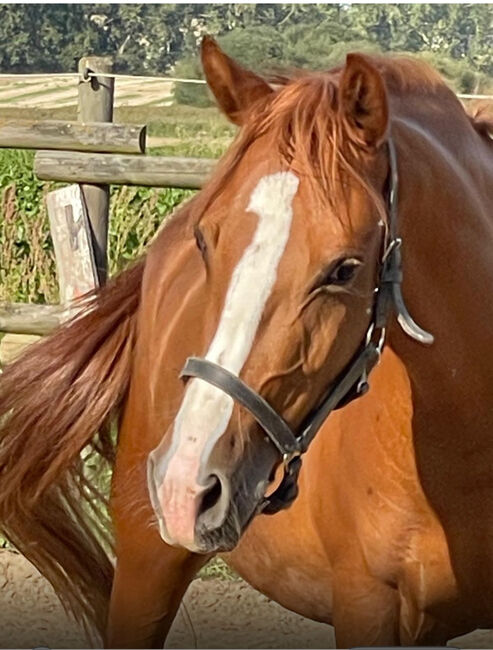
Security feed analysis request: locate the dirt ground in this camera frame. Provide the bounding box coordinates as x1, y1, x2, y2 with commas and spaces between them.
0, 550, 493, 649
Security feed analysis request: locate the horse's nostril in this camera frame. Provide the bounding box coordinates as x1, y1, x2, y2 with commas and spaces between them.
196, 472, 230, 532
199, 475, 222, 515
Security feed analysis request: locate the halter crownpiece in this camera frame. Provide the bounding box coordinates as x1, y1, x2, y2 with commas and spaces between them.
385, 139, 434, 345
180, 137, 434, 515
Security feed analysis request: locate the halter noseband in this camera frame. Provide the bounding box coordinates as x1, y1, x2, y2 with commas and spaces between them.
180, 138, 434, 515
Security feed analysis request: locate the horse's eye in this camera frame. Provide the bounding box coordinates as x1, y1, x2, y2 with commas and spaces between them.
329, 259, 361, 285
314, 257, 362, 290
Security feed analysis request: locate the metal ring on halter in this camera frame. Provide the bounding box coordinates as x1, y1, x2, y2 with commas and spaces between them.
382, 236, 402, 263
283, 449, 302, 471
376, 327, 387, 357
365, 322, 375, 346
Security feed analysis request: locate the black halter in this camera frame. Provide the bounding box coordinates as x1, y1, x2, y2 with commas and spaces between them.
180, 138, 434, 515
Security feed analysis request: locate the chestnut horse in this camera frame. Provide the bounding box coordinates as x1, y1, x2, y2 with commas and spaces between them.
1, 38, 493, 648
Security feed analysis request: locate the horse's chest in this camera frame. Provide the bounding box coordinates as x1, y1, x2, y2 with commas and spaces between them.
225, 509, 335, 623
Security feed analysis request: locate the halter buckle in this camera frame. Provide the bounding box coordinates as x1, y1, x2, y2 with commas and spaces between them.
282, 449, 302, 472
365, 322, 386, 359
382, 236, 402, 263
365, 322, 375, 345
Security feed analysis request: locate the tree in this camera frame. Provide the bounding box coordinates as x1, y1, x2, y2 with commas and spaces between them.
0, 3, 490, 91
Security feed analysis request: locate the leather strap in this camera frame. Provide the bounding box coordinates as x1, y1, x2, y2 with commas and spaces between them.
298, 342, 380, 452
180, 357, 301, 457
181, 342, 380, 460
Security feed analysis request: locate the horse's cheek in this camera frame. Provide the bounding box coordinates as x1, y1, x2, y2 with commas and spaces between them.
301, 303, 346, 375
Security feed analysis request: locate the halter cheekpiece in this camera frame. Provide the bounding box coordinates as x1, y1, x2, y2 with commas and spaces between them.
180, 138, 434, 515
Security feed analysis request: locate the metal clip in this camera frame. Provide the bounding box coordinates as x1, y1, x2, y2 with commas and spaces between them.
365, 322, 375, 346
376, 326, 386, 357
356, 369, 369, 396
365, 322, 386, 359
393, 282, 435, 345
282, 449, 301, 472
382, 236, 402, 263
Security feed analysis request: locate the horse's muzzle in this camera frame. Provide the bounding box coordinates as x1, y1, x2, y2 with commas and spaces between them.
147, 449, 247, 553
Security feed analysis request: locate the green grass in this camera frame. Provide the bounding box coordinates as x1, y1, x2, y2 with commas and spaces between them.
0, 103, 237, 140
0, 86, 73, 104
199, 557, 240, 581
150, 140, 231, 159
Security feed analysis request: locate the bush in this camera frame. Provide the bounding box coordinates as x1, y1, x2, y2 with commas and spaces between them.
283, 21, 382, 70
217, 25, 285, 72
0, 150, 57, 303
415, 51, 488, 94
173, 56, 213, 108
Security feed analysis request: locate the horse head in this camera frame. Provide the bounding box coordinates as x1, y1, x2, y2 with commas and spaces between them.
147, 38, 405, 553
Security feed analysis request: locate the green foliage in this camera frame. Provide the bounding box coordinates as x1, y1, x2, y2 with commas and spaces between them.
416, 50, 490, 94
217, 25, 285, 71
285, 32, 382, 70
173, 56, 213, 108
108, 185, 193, 276
0, 4, 207, 74
0, 150, 57, 303
0, 149, 197, 304
0, 4, 490, 89
170, 4, 491, 106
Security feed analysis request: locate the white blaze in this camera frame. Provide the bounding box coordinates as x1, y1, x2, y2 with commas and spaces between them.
162, 171, 299, 486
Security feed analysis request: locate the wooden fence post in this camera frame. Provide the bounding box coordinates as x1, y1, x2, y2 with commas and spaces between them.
77, 56, 114, 285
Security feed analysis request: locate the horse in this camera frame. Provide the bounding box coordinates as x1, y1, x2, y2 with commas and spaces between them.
0, 36, 493, 648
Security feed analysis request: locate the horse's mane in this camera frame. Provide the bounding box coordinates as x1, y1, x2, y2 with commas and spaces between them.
192, 54, 462, 226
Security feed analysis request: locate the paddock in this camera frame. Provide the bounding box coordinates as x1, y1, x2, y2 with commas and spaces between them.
0, 550, 492, 649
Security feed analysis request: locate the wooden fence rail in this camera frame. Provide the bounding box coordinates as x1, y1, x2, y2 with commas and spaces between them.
34, 151, 214, 188
0, 119, 146, 153
0, 303, 67, 336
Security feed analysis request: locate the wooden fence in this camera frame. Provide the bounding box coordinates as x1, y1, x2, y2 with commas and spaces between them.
0, 57, 215, 337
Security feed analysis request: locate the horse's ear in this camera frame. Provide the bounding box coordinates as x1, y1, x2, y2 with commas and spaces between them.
339, 53, 389, 149
201, 36, 273, 125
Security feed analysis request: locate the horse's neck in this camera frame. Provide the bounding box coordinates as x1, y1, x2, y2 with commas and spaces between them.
389, 108, 493, 430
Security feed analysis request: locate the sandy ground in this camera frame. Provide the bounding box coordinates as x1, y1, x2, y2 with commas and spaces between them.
1, 550, 493, 649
